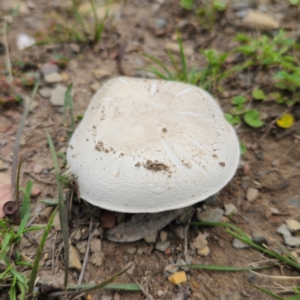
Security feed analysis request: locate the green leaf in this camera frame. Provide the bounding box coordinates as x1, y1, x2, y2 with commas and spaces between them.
243, 110, 264, 128
28, 207, 57, 294
41, 198, 59, 206
240, 143, 247, 155
252, 89, 266, 100
46, 132, 69, 288
290, 0, 300, 5
180, 0, 194, 10
20, 180, 33, 219
224, 113, 240, 125
250, 284, 284, 299
213, 1, 227, 11
231, 96, 246, 105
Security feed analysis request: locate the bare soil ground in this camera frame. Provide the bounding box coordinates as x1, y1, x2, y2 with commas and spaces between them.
0, 1, 300, 299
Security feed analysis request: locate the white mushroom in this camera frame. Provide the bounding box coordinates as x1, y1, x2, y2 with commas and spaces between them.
67, 77, 240, 213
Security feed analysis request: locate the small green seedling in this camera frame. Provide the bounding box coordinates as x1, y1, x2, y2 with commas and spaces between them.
36, 0, 109, 45
145, 32, 231, 90
252, 88, 266, 100
63, 84, 75, 140
180, 0, 227, 31
234, 31, 300, 107
225, 95, 264, 128
289, 0, 300, 5
0, 181, 47, 300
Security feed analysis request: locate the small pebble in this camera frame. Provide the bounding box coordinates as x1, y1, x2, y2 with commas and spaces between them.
73, 229, 81, 240
251, 230, 267, 245
40, 63, 59, 77
242, 163, 250, 175
246, 187, 259, 202
168, 271, 187, 285
164, 264, 178, 276
174, 226, 185, 239
287, 198, 300, 207
50, 85, 67, 106
224, 203, 236, 216
39, 88, 52, 98
276, 224, 291, 237
91, 82, 102, 93
90, 238, 101, 253
127, 247, 137, 255
155, 241, 170, 252
197, 208, 224, 222
197, 245, 210, 256
164, 248, 171, 255
232, 238, 250, 249
92, 69, 110, 80
176, 258, 188, 271
69, 245, 82, 271
242, 10, 279, 31
144, 232, 157, 243
155, 17, 167, 29
45, 72, 62, 83
160, 231, 168, 242
31, 186, 42, 197
34, 164, 43, 174
269, 207, 279, 215
286, 220, 300, 232
191, 232, 208, 251
284, 236, 300, 247
157, 290, 165, 297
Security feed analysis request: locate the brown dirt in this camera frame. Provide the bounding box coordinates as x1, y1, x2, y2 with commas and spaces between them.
0, 1, 300, 299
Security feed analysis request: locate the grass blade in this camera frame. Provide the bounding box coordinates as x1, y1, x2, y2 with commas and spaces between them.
142, 53, 173, 78
249, 284, 284, 300
182, 264, 273, 272
28, 207, 57, 294
46, 132, 69, 288
12, 82, 39, 194
20, 180, 33, 219
69, 283, 141, 291
63, 84, 75, 139
177, 31, 187, 80
48, 266, 133, 297
191, 222, 300, 271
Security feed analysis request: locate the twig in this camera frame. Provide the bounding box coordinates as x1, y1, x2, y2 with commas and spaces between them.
12, 83, 39, 195
126, 273, 153, 300
116, 41, 128, 76
51, 231, 58, 276
260, 109, 289, 140
249, 270, 300, 280
77, 216, 93, 286
183, 223, 189, 256
3, 20, 13, 85
23, 171, 54, 185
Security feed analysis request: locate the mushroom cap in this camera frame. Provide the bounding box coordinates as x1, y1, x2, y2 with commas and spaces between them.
67, 77, 240, 213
